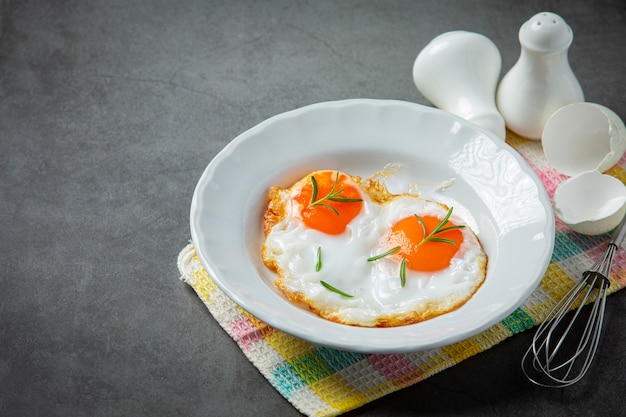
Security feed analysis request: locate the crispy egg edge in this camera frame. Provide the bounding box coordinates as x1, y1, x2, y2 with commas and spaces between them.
261, 169, 488, 328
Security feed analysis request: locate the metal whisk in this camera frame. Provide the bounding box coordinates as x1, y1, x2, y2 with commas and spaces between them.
521, 215, 626, 388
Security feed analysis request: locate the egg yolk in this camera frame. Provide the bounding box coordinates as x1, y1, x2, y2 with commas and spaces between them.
387, 214, 464, 271
294, 171, 363, 235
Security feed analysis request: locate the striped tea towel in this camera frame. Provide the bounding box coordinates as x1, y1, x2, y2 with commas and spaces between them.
177, 131, 626, 417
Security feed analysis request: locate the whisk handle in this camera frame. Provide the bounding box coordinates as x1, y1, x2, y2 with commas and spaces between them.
610, 214, 626, 247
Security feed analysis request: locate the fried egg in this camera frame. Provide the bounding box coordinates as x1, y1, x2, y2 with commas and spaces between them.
261, 169, 487, 327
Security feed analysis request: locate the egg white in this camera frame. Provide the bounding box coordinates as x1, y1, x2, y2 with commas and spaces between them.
262, 181, 487, 327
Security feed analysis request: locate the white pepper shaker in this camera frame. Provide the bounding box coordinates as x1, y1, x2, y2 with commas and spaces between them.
496, 11, 584, 140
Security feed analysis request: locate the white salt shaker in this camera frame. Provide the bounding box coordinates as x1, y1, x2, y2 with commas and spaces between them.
496, 11, 584, 140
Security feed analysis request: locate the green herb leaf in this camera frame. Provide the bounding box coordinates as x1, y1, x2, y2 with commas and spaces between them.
310, 175, 319, 203
308, 172, 363, 215
414, 214, 427, 237
414, 207, 465, 247
320, 281, 354, 298
315, 246, 322, 272
327, 196, 364, 203
437, 225, 466, 233
426, 237, 458, 245
367, 246, 401, 262
399, 258, 407, 287
317, 203, 339, 216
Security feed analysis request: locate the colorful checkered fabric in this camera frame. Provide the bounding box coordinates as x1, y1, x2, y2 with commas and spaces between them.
177, 131, 626, 417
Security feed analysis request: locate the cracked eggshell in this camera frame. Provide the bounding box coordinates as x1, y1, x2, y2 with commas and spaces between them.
542, 102, 626, 176
553, 170, 626, 235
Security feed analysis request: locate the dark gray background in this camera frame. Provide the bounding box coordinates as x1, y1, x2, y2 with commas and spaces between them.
2, 1, 625, 416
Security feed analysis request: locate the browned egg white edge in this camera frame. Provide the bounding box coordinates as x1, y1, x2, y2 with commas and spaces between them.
260, 167, 488, 328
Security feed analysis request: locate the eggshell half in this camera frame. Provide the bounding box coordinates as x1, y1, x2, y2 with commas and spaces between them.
553, 170, 626, 235
542, 102, 626, 176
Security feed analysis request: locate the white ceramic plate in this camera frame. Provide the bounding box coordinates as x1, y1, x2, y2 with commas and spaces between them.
190, 99, 554, 353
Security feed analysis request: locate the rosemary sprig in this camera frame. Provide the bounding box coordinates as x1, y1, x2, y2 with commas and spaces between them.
308, 172, 363, 215
315, 246, 322, 272
367, 246, 401, 262
320, 280, 354, 298
414, 207, 465, 246
365, 208, 464, 289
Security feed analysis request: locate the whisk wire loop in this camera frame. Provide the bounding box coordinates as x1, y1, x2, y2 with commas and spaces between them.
521, 243, 616, 388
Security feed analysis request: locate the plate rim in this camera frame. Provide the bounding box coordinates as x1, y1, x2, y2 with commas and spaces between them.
190, 98, 555, 353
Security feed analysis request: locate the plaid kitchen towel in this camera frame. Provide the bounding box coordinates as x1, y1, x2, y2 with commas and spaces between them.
177, 131, 626, 417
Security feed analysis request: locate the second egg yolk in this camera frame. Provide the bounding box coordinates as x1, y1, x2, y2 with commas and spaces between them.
294, 171, 363, 235
387, 214, 464, 271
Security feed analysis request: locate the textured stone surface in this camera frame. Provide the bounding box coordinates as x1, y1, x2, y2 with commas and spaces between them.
1, 1, 625, 416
